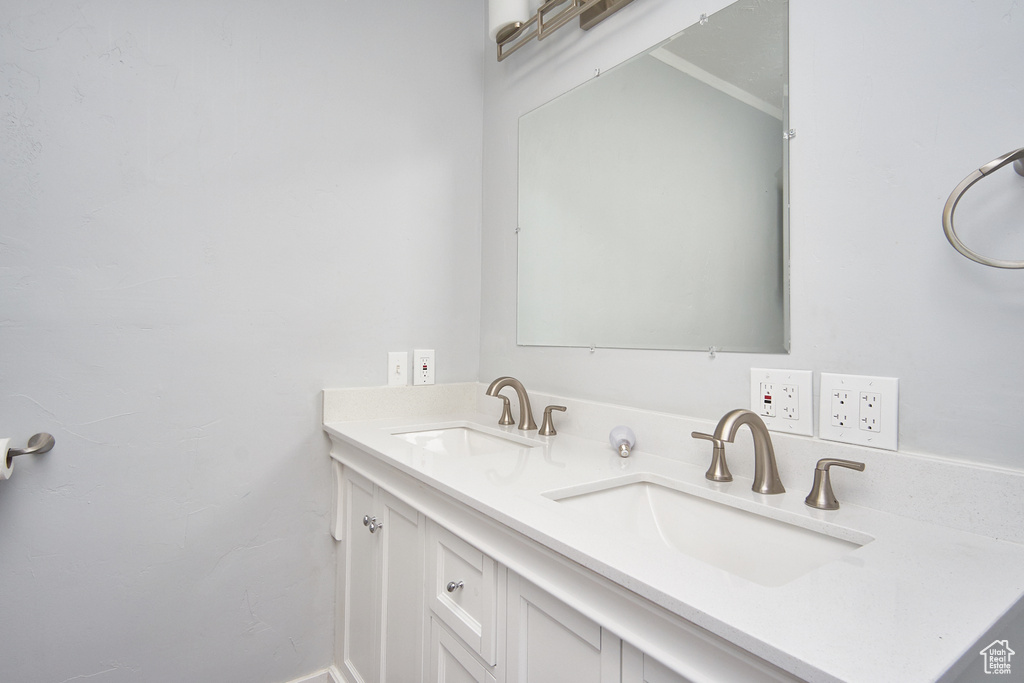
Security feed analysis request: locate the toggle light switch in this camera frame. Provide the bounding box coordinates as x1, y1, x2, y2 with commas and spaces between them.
387, 351, 408, 386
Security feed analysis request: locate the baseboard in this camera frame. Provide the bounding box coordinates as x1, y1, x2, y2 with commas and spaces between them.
284, 666, 345, 683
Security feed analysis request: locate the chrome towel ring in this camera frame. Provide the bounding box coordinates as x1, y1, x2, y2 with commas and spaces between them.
942, 147, 1024, 269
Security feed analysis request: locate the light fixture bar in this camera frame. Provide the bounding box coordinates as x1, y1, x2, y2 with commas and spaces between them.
538, 0, 595, 40
497, 15, 540, 61
579, 0, 637, 30
496, 0, 637, 61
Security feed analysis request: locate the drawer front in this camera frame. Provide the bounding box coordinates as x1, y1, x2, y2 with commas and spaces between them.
429, 617, 497, 683
428, 521, 500, 666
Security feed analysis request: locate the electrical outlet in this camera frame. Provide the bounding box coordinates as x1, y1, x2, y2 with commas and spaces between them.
777, 383, 800, 420
759, 382, 777, 417
830, 390, 854, 427
819, 373, 898, 450
750, 369, 813, 436
413, 349, 435, 386
387, 351, 408, 386
859, 392, 881, 432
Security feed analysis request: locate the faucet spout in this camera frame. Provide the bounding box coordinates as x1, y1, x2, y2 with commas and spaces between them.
486, 376, 538, 431
712, 409, 785, 494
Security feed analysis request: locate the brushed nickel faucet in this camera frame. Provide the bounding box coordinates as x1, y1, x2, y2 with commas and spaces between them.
691, 431, 731, 482
495, 395, 515, 426
538, 405, 566, 436
486, 377, 538, 431
692, 409, 785, 494
804, 458, 865, 510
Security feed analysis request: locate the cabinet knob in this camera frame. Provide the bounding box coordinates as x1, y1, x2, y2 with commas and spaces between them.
363, 515, 383, 533
446, 580, 464, 593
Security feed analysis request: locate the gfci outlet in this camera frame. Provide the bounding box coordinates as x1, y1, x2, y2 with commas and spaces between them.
750, 368, 813, 436
819, 373, 898, 451
413, 349, 435, 386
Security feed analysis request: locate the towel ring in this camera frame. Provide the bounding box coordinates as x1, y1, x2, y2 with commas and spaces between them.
942, 147, 1024, 269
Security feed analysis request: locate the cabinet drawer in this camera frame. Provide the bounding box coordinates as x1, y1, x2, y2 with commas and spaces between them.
429, 617, 497, 683
428, 521, 501, 666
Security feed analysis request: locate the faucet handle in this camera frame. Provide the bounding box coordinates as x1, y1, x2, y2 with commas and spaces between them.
692, 432, 733, 482
804, 458, 865, 510
495, 395, 515, 426
538, 405, 566, 436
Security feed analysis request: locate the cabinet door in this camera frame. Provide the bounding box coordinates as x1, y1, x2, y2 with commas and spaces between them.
506, 573, 620, 683
340, 468, 381, 683
379, 488, 425, 683
429, 617, 497, 683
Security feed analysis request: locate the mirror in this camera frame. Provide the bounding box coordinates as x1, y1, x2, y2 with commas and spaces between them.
517, 0, 789, 352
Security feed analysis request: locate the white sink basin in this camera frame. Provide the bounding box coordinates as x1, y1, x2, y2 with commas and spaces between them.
546, 477, 872, 587
392, 425, 537, 458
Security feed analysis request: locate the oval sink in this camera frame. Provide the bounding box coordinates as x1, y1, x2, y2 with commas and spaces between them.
545, 477, 873, 587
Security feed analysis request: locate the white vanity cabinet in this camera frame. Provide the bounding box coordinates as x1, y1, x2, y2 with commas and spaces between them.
325, 388, 1024, 683
331, 448, 802, 683
338, 467, 425, 683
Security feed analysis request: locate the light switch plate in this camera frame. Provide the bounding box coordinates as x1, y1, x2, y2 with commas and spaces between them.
750, 368, 813, 436
387, 351, 408, 386
819, 373, 898, 451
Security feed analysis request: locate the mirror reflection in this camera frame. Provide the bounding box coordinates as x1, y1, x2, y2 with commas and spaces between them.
517, 0, 789, 352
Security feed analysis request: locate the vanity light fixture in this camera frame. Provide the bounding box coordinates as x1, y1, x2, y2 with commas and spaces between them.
490, 0, 638, 61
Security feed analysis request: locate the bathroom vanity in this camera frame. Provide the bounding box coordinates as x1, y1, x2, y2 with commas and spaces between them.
323, 384, 1024, 683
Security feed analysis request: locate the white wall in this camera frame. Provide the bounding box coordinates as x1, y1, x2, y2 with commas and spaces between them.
0, 1, 482, 681
481, 0, 1024, 470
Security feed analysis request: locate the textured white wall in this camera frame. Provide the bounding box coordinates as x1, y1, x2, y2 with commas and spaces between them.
481, 0, 1024, 469
0, 1, 482, 681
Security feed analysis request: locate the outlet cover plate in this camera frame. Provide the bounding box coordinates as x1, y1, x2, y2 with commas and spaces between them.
819, 373, 898, 451
750, 368, 813, 436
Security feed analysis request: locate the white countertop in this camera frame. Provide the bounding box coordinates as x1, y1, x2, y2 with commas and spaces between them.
324, 408, 1024, 683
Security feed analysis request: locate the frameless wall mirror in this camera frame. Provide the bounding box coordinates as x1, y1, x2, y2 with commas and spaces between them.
517, 0, 789, 352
